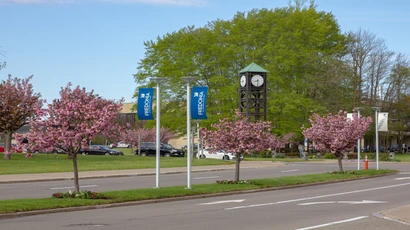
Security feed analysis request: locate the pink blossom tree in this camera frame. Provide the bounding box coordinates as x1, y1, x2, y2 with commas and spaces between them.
22, 83, 123, 192
0, 75, 42, 160
302, 111, 372, 172
205, 111, 282, 181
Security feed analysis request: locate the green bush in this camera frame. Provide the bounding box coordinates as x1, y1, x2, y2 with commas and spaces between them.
286, 152, 300, 158
323, 153, 336, 159
348, 152, 390, 161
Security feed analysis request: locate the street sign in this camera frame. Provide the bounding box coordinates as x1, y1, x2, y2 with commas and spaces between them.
200, 127, 207, 138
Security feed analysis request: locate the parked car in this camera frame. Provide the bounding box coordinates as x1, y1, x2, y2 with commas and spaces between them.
196, 148, 242, 160
389, 144, 408, 153
109, 143, 118, 148
82, 145, 124, 156
181, 143, 201, 150
137, 142, 185, 157
116, 142, 131, 148
0, 144, 22, 153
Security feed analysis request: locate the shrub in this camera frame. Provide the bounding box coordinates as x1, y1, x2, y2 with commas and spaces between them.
52, 190, 107, 199
328, 170, 356, 174
286, 152, 300, 158
274, 154, 286, 158
216, 180, 254, 184
323, 153, 336, 159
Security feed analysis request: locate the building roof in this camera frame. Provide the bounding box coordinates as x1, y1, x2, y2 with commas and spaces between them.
120, 102, 136, 114
239, 62, 268, 74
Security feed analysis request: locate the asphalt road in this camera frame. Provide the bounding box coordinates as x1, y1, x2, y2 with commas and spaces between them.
1, 161, 409, 200
1, 172, 410, 230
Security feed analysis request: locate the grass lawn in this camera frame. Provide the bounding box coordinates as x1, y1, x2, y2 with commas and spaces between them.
394, 153, 410, 162
0, 169, 397, 214
0, 153, 234, 175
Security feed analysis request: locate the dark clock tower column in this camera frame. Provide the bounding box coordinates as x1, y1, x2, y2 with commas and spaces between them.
239, 62, 268, 121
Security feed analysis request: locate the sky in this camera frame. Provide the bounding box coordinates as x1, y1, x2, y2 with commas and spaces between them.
1, 0, 409, 103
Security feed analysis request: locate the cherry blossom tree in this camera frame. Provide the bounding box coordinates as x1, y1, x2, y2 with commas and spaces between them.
0, 75, 42, 160
205, 111, 282, 181
302, 111, 372, 172
22, 83, 123, 192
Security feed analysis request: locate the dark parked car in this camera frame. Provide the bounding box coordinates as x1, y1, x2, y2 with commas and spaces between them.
137, 142, 185, 157
82, 145, 124, 156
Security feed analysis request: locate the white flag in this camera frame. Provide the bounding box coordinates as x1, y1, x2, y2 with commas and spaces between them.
347, 113, 353, 121
378, 112, 388, 132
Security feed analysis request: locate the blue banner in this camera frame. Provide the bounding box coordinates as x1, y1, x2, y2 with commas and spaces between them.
137, 88, 154, 120
191, 86, 208, 120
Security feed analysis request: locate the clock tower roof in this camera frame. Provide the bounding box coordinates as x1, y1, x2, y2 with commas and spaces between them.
239, 62, 268, 74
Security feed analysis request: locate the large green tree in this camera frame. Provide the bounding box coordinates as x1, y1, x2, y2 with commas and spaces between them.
134, 1, 349, 137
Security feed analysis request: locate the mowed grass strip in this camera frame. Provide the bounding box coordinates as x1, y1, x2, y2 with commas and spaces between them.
0, 153, 234, 175
0, 169, 396, 214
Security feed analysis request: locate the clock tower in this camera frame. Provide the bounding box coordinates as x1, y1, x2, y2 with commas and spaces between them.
239, 62, 267, 121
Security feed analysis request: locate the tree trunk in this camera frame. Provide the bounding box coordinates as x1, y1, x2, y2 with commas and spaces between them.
3, 153, 11, 160
234, 154, 241, 182
3, 131, 12, 160
337, 154, 344, 173
71, 153, 80, 193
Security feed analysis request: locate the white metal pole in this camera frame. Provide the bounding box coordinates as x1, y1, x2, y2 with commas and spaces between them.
357, 109, 361, 170
375, 109, 379, 170
197, 121, 199, 147
155, 82, 161, 187
186, 82, 192, 189
151, 77, 166, 188
182, 77, 196, 189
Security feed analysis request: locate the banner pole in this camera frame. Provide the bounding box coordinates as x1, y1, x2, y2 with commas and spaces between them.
150, 78, 167, 188
182, 77, 197, 189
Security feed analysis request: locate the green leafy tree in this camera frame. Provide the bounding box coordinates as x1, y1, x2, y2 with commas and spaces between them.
134, 1, 349, 137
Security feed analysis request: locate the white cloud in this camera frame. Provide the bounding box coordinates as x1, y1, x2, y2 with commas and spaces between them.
0, 0, 208, 6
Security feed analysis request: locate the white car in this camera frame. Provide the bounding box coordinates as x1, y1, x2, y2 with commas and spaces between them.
115, 142, 131, 148
197, 148, 241, 160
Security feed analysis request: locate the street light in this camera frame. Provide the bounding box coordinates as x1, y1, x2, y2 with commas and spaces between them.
354, 107, 363, 170
181, 76, 197, 189
150, 77, 167, 188
372, 106, 381, 170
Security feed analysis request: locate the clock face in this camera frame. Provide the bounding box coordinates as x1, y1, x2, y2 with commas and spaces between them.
240, 75, 246, 87
251, 75, 264, 87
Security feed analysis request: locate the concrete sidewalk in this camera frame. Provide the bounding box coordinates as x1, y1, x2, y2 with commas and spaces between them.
1, 160, 410, 226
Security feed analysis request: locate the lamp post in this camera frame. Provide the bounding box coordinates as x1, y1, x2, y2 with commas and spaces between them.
150, 77, 167, 188
181, 76, 197, 189
354, 107, 363, 170
372, 106, 381, 170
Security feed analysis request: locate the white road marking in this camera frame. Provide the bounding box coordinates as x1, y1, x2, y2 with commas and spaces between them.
298, 201, 336, 206
225, 182, 410, 210
299, 200, 386, 206
298, 200, 387, 206
50, 185, 98, 190
295, 216, 368, 230
394, 177, 410, 180
193, 176, 220, 180
198, 199, 245, 205
281, 169, 300, 173
337, 200, 387, 204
